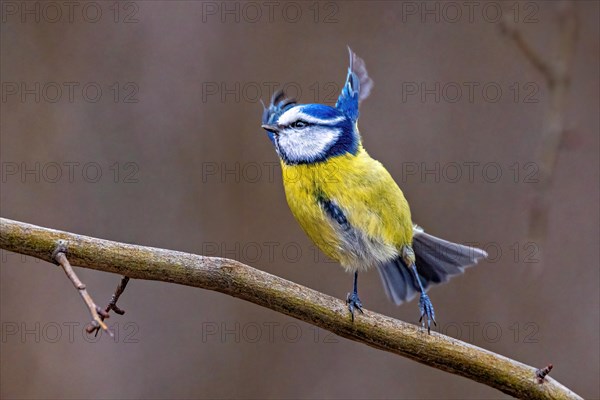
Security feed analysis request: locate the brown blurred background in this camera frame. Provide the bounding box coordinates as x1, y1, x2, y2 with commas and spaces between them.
1, 1, 598, 399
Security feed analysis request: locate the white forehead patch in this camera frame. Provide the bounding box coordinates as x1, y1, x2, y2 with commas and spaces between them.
277, 107, 345, 126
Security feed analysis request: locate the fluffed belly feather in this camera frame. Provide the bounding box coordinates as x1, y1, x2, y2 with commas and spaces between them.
280, 150, 412, 272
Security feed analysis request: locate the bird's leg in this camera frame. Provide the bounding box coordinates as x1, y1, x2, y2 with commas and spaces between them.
403, 246, 436, 334
411, 264, 436, 334
346, 271, 364, 322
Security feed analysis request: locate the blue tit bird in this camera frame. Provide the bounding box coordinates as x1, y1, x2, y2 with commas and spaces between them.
261, 48, 487, 332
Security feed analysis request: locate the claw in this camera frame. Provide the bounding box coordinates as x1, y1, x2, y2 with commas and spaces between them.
346, 291, 364, 322
418, 293, 437, 334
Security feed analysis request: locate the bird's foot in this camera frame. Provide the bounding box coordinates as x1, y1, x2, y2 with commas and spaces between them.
418, 293, 437, 334
346, 291, 364, 322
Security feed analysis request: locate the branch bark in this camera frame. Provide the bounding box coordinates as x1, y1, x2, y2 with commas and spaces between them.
0, 217, 582, 400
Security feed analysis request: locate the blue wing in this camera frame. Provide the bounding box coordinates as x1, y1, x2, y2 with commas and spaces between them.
335, 47, 374, 123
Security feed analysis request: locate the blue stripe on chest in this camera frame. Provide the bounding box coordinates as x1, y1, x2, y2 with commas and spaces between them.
314, 192, 399, 271
317, 195, 350, 229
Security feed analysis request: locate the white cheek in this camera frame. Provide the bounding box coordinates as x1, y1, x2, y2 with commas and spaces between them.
278, 126, 340, 163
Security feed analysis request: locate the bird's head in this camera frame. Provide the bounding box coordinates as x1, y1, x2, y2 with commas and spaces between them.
261, 102, 357, 165
261, 47, 373, 165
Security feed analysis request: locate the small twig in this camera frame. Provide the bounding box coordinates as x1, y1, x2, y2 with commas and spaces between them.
498, 13, 556, 86
88, 276, 130, 336
536, 364, 554, 383
107, 275, 130, 314
52, 240, 113, 337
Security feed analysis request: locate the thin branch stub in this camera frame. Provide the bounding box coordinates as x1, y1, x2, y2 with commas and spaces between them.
88, 275, 130, 336
536, 364, 554, 383
52, 241, 113, 337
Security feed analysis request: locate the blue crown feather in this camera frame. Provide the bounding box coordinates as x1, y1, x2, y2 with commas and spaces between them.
335, 47, 374, 123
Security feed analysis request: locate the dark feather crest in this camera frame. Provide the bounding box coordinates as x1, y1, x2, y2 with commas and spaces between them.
262, 89, 297, 125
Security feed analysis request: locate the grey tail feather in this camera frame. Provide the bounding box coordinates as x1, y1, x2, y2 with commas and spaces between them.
377, 258, 420, 304
376, 229, 487, 305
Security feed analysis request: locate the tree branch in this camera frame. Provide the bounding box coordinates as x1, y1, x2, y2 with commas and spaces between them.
499, 1, 579, 248
0, 217, 582, 400
498, 14, 556, 87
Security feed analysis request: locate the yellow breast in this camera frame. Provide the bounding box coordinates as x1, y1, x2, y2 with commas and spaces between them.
280, 147, 413, 271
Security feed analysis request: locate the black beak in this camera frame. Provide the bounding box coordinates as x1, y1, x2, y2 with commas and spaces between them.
261, 124, 280, 133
